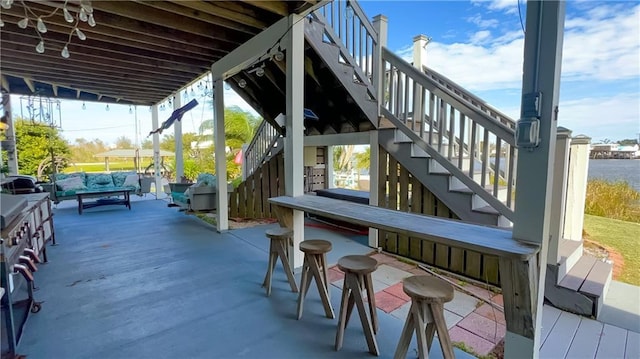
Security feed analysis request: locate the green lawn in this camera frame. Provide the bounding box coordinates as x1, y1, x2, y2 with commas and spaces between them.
583, 214, 640, 286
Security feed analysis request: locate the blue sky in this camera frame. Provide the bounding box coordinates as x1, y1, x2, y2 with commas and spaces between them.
12, 0, 639, 145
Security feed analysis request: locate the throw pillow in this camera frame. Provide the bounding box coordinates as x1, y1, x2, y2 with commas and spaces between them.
112, 171, 135, 187
86, 173, 115, 188
122, 174, 140, 189
56, 176, 87, 191
54, 172, 86, 184
196, 173, 217, 187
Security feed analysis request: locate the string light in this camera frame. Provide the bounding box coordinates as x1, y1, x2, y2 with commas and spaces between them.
82, 101, 86, 110
105, 104, 110, 111
129, 105, 133, 114
0, 0, 96, 58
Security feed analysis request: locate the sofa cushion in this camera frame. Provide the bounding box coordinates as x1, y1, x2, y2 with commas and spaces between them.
55, 176, 87, 191
55, 172, 86, 184
86, 173, 115, 189
122, 174, 141, 189
196, 173, 217, 187
111, 171, 136, 187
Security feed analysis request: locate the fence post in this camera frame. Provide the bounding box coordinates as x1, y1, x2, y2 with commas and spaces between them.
563, 135, 591, 241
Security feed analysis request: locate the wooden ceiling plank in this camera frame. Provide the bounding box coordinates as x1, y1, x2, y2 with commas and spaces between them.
2, 4, 230, 53
0, 53, 196, 83
137, 1, 258, 35
1, 31, 213, 72
92, 1, 245, 45
1, 60, 187, 88
174, 1, 269, 29
242, 1, 290, 16
0, 41, 206, 77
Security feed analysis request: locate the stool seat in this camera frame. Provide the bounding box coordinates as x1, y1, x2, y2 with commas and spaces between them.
299, 239, 332, 254
403, 276, 454, 303
337, 255, 378, 274
265, 227, 293, 239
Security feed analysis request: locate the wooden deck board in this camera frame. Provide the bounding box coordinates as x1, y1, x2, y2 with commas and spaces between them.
580, 260, 612, 296
625, 330, 640, 359
559, 255, 597, 291
565, 317, 603, 358
541, 304, 562, 345
595, 324, 628, 358
269, 195, 539, 259
539, 311, 581, 358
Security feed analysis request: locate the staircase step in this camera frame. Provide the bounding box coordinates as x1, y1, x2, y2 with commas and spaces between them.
558, 239, 583, 281
579, 260, 613, 304
559, 255, 597, 291
473, 205, 499, 215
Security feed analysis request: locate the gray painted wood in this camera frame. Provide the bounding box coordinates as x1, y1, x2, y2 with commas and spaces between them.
625, 330, 640, 359
580, 260, 612, 297
270, 195, 538, 258
539, 311, 581, 359
559, 255, 597, 291
565, 317, 603, 358
544, 264, 595, 317
540, 304, 562, 345
595, 324, 627, 358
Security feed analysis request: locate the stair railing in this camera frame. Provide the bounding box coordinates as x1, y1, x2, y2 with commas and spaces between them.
314, 0, 377, 91
243, 119, 282, 178
381, 48, 517, 220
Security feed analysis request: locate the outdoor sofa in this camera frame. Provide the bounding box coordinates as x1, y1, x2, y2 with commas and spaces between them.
42, 171, 149, 204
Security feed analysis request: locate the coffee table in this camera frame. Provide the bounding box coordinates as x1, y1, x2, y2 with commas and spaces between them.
76, 189, 132, 215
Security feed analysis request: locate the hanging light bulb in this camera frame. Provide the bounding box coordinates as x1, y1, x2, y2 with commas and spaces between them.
183, 91, 188, 101
61, 45, 70, 58
88, 13, 96, 27
224, 82, 231, 91
36, 17, 47, 33
238, 79, 247, 88
345, 1, 354, 19
129, 105, 133, 114
80, 0, 93, 14
35, 40, 45, 54
273, 51, 284, 62
1, 0, 13, 10
17, 17, 28, 29
75, 28, 86, 40
0, 19, 4, 28
79, 8, 88, 22
82, 102, 86, 110
63, 7, 74, 23
105, 104, 110, 111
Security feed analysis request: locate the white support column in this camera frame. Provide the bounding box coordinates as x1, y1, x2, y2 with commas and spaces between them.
173, 92, 184, 181
214, 79, 229, 232
412, 35, 428, 128
548, 127, 572, 265
508, 1, 566, 357
1, 92, 18, 175
368, 131, 380, 248
326, 146, 334, 188
284, 14, 306, 270
372, 15, 388, 112
151, 104, 165, 199
563, 135, 591, 241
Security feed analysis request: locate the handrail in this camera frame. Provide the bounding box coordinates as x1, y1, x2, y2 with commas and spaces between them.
314, 0, 378, 88
244, 119, 282, 177
422, 66, 516, 130
381, 47, 517, 219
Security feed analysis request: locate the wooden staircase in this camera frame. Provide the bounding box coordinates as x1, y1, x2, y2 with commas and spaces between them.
237, 0, 613, 319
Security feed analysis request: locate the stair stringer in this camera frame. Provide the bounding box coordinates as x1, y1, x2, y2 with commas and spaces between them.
379, 128, 501, 226
304, 17, 378, 126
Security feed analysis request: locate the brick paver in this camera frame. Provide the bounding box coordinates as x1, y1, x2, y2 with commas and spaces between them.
383, 282, 411, 301
474, 303, 506, 325
375, 291, 408, 313
449, 326, 496, 356
457, 312, 506, 344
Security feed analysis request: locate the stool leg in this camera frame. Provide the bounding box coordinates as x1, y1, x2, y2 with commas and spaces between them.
347, 274, 379, 356
320, 253, 330, 297
364, 273, 378, 334
411, 300, 429, 359
393, 302, 417, 359
275, 240, 299, 293
262, 244, 277, 286
335, 277, 352, 351
297, 258, 311, 320
308, 254, 335, 319
263, 244, 277, 297
430, 303, 455, 359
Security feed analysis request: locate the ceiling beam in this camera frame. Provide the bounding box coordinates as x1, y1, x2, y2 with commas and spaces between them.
173, 1, 270, 29
23, 78, 36, 93
91, 1, 245, 45
1, 76, 10, 92
242, 1, 290, 16
136, 1, 258, 35
52, 84, 58, 97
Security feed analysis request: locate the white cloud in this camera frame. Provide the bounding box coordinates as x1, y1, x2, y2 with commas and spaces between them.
471, 0, 521, 14
558, 93, 640, 140
469, 30, 493, 44
467, 14, 499, 28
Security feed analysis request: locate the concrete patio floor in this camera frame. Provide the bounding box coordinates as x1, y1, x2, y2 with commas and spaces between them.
16, 197, 640, 358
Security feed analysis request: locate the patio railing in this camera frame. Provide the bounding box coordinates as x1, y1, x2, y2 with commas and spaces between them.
243, 119, 282, 178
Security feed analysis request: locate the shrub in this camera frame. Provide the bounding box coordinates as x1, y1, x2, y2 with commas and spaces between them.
585, 179, 640, 222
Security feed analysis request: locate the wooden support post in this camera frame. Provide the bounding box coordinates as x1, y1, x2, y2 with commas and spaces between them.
214, 78, 229, 231
284, 14, 306, 269
151, 104, 165, 199
173, 91, 184, 181
1, 92, 18, 175
548, 128, 572, 265
508, 1, 566, 357
368, 130, 379, 248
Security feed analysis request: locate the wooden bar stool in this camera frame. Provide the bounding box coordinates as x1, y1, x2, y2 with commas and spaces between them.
393, 275, 455, 359
262, 227, 298, 296
335, 255, 379, 356
297, 239, 334, 320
